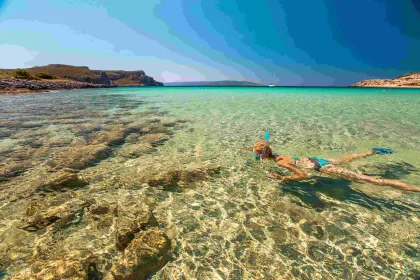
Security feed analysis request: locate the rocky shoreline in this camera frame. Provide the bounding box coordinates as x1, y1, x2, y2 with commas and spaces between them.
352, 72, 420, 88
0, 78, 112, 94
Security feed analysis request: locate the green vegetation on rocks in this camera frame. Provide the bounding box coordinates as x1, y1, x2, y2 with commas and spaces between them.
10, 69, 40, 80
35, 72, 58, 80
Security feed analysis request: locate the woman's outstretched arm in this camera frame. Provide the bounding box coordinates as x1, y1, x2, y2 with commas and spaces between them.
233, 146, 254, 151
268, 159, 308, 181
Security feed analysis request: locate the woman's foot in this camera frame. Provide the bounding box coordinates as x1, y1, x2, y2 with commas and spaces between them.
372, 147, 394, 155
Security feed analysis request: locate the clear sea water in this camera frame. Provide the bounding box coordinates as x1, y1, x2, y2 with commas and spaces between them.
1, 87, 419, 279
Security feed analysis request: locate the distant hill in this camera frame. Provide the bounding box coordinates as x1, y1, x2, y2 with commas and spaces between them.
0, 64, 163, 86
352, 72, 420, 88
164, 80, 263, 86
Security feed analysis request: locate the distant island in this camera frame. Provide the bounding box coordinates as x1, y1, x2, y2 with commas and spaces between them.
164, 80, 263, 87
0, 64, 163, 94
352, 72, 420, 88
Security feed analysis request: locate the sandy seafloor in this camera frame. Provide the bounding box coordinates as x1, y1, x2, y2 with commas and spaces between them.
0, 86, 419, 279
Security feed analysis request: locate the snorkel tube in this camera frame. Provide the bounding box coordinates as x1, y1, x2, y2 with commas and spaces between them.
252, 131, 270, 160
261, 131, 270, 159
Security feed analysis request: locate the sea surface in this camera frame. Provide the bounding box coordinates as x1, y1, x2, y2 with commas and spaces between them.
1, 87, 420, 279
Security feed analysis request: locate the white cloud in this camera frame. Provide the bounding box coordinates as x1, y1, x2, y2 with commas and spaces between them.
0, 44, 38, 68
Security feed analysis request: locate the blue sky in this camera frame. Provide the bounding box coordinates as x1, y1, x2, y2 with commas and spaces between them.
0, 0, 419, 85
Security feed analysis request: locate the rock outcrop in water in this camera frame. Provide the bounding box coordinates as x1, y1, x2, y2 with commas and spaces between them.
352, 72, 420, 88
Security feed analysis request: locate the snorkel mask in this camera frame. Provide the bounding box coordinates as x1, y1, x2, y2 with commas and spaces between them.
253, 131, 270, 160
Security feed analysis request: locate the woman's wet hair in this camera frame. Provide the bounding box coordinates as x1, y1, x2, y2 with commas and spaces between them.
253, 140, 274, 158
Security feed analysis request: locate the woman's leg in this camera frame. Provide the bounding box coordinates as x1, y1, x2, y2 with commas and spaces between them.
320, 165, 420, 192
326, 151, 375, 164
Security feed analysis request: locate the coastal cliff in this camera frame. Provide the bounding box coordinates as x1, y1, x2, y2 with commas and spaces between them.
352, 72, 420, 88
0, 64, 163, 93
101, 70, 163, 86
0, 65, 163, 94
26, 64, 163, 86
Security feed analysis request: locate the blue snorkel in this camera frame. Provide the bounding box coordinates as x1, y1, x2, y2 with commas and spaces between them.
261, 131, 270, 159
264, 131, 270, 142
253, 131, 270, 160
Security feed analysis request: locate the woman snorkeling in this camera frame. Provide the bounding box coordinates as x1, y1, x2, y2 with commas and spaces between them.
248, 137, 420, 192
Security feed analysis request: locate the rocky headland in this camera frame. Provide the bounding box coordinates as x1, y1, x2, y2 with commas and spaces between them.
352, 72, 420, 88
0, 64, 163, 94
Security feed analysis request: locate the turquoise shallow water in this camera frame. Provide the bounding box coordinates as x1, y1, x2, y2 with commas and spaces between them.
1, 86, 420, 279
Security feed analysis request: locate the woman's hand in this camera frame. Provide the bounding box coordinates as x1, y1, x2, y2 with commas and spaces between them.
268, 172, 284, 180
275, 155, 285, 162
268, 171, 307, 182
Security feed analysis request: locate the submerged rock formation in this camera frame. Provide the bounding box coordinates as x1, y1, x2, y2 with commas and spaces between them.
12, 260, 87, 279
0, 111, 221, 279
352, 72, 420, 88
111, 229, 171, 280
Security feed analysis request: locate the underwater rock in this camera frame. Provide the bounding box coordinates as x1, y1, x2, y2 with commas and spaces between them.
0, 162, 31, 180
68, 123, 104, 136
161, 121, 177, 127
35, 169, 88, 194
117, 143, 155, 158
0, 226, 34, 273
86, 202, 117, 232
270, 226, 288, 244
147, 162, 221, 189
125, 133, 141, 143
111, 228, 171, 280
270, 199, 323, 224
0, 147, 51, 180
20, 199, 92, 232
0, 147, 13, 157
142, 123, 172, 135
300, 222, 325, 240
307, 241, 344, 264
51, 144, 110, 170
141, 133, 170, 147
125, 120, 154, 132
45, 136, 74, 147
307, 242, 329, 262
89, 205, 111, 216
88, 125, 126, 146
116, 206, 158, 251
99, 159, 220, 191
120, 104, 138, 110
125, 118, 180, 140
12, 260, 86, 280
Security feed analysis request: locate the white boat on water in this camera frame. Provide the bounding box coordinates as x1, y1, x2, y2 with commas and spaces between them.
268, 84, 275, 87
